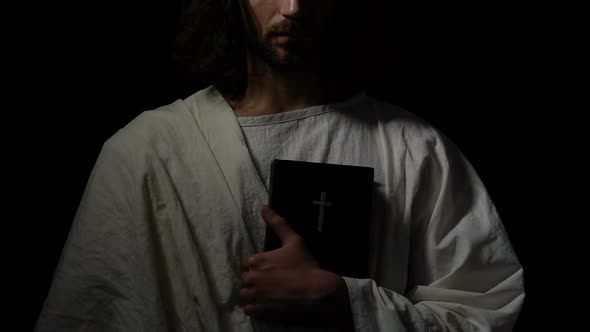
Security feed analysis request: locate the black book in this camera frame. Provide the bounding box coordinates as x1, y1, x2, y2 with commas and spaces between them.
264, 159, 374, 278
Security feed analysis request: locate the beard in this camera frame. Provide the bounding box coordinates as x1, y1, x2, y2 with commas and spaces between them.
252, 38, 311, 70
247, 20, 330, 73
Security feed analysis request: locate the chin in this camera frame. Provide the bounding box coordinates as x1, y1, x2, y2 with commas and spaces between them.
271, 46, 316, 68
251, 40, 318, 71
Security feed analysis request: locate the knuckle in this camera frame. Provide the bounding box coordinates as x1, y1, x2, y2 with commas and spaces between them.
247, 255, 258, 267
239, 287, 256, 299
240, 272, 255, 285
244, 303, 256, 315
245, 272, 258, 285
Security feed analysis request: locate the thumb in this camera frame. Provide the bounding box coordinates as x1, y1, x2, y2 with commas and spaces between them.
261, 205, 298, 245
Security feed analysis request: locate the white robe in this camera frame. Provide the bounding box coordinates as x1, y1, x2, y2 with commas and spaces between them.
36, 86, 524, 331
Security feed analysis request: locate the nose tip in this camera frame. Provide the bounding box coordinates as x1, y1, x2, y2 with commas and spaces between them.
289, 0, 299, 12
282, 0, 301, 17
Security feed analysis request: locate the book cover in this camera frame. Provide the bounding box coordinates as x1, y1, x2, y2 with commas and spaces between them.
264, 159, 374, 278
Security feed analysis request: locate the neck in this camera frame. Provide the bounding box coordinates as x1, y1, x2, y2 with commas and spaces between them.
225, 52, 357, 117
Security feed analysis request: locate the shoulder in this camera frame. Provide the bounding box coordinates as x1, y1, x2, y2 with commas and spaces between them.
364, 95, 449, 156
102, 85, 219, 157
89, 97, 200, 176
107, 100, 193, 150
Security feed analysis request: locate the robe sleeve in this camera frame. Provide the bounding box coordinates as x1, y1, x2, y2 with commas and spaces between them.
35, 137, 152, 332
342, 129, 525, 331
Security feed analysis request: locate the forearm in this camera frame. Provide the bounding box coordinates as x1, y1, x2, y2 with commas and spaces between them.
343, 274, 524, 331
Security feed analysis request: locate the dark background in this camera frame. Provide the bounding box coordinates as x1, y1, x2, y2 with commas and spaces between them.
10, 1, 583, 330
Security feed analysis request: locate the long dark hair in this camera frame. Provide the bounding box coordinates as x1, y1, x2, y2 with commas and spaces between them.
174, 0, 251, 99
174, 0, 370, 100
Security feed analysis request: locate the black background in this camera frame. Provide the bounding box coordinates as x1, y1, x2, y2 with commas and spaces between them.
8, 1, 583, 330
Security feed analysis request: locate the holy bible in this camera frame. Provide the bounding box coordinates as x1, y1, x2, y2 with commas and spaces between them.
263, 159, 374, 278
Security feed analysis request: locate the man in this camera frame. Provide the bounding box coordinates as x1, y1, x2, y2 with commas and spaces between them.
36, 0, 524, 331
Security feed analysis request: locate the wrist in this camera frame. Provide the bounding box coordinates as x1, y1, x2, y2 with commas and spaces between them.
310, 270, 354, 329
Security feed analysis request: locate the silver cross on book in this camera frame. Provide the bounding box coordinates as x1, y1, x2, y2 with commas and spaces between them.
264, 159, 374, 278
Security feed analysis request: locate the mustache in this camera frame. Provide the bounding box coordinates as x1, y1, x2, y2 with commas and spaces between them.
267, 21, 310, 37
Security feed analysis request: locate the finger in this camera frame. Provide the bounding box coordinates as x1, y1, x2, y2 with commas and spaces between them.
239, 271, 257, 288
242, 254, 265, 270
238, 287, 257, 306
261, 205, 299, 245
241, 256, 249, 272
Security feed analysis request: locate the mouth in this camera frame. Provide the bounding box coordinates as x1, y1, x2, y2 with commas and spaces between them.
273, 33, 310, 43
276, 34, 296, 40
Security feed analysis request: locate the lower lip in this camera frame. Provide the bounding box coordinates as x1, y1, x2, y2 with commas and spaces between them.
276, 35, 296, 43
275, 35, 306, 43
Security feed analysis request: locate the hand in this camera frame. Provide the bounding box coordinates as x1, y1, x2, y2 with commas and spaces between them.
239, 205, 353, 328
